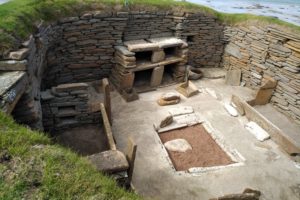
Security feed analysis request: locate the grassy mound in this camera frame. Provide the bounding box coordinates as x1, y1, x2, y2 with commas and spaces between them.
0, 111, 140, 199
0, 0, 299, 56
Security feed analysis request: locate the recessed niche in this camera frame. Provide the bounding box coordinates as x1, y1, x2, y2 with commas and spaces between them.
164, 47, 177, 58
135, 51, 153, 64
133, 68, 153, 89
187, 35, 195, 43
161, 63, 176, 86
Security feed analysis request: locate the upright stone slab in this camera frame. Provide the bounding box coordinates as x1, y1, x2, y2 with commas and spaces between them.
121, 72, 135, 89
151, 66, 164, 87
152, 50, 165, 63
225, 69, 242, 86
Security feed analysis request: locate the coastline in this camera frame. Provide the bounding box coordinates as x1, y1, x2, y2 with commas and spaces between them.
188, 0, 300, 26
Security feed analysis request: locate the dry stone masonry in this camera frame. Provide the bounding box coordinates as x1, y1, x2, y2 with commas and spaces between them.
1, 10, 299, 130
111, 37, 188, 101
223, 26, 300, 123
41, 82, 101, 133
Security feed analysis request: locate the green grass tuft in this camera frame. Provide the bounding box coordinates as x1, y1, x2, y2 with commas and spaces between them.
0, 0, 299, 54
0, 111, 140, 199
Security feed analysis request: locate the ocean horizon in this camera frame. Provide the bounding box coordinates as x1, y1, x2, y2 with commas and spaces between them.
188, 0, 300, 26
1, 0, 300, 25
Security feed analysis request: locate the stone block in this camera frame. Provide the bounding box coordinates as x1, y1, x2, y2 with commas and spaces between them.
225, 69, 241, 86
55, 83, 89, 93
87, 150, 129, 173
150, 66, 164, 87
151, 50, 165, 63
0, 60, 27, 71
120, 72, 135, 89
8, 48, 30, 60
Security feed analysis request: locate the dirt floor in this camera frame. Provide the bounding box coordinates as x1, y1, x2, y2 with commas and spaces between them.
57, 125, 109, 156
159, 124, 234, 171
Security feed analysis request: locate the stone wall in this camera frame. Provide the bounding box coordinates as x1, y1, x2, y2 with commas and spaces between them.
12, 25, 61, 130
0, 11, 224, 130
177, 13, 225, 68
223, 26, 300, 124
43, 11, 224, 88
41, 83, 101, 133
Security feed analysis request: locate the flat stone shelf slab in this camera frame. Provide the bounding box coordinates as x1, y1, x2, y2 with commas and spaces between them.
0, 71, 28, 113
87, 150, 129, 173
132, 56, 183, 72
124, 39, 159, 52
0, 71, 26, 96
147, 37, 185, 48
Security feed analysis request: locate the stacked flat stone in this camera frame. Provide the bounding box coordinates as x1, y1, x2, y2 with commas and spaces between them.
41, 83, 101, 132
44, 12, 128, 87
223, 26, 300, 124
111, 37, 188, 98
123, 11, 175, 41
174, 12, 225, 68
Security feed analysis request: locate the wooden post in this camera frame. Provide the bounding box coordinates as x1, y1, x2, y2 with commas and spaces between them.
102, 78, 112, 124
100, 103, 116, 150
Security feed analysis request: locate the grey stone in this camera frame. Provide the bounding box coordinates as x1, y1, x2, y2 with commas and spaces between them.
0, 60, 27, 71
164, 139, 192, 153
87, 150, 129, 173
8, 48, 29, 60
225, 44, 242, 59
225, 69, 242, 86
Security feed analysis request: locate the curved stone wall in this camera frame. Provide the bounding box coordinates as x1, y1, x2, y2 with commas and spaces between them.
1, 11, 224, 130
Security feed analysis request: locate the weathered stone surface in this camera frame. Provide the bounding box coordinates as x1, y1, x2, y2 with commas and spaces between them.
115, 46, 135, 56
55, 83, 89, 92
164, 139, 192, 153
225, 69, 241, 86
160, 114, 173, 128
41, 90, 54, 101
147, 37, 184, 48
0, 60, 27, 71
225, 44, 242, 59
88, 150, 129, 173
161, 92, 181, 101
8, 48, 29, 60
124, 40, 159, 52
157, 98, 180, 106
151, 50, 165, 63
150, 66, 164, 87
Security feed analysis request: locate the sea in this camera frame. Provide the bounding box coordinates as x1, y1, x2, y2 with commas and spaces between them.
1, 0, 300, 25
188, 0, 300, 26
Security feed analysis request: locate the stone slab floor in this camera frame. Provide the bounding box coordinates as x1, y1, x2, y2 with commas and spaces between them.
111, 76, 300, 200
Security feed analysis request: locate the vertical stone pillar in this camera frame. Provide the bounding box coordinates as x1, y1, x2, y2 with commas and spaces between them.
102, 78, 112, 125
151, 65, 165, 87
121, 72, 135, 89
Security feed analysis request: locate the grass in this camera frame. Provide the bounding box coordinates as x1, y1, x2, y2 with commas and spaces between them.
0, 0, 299, 56
0, 111, 140, 199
